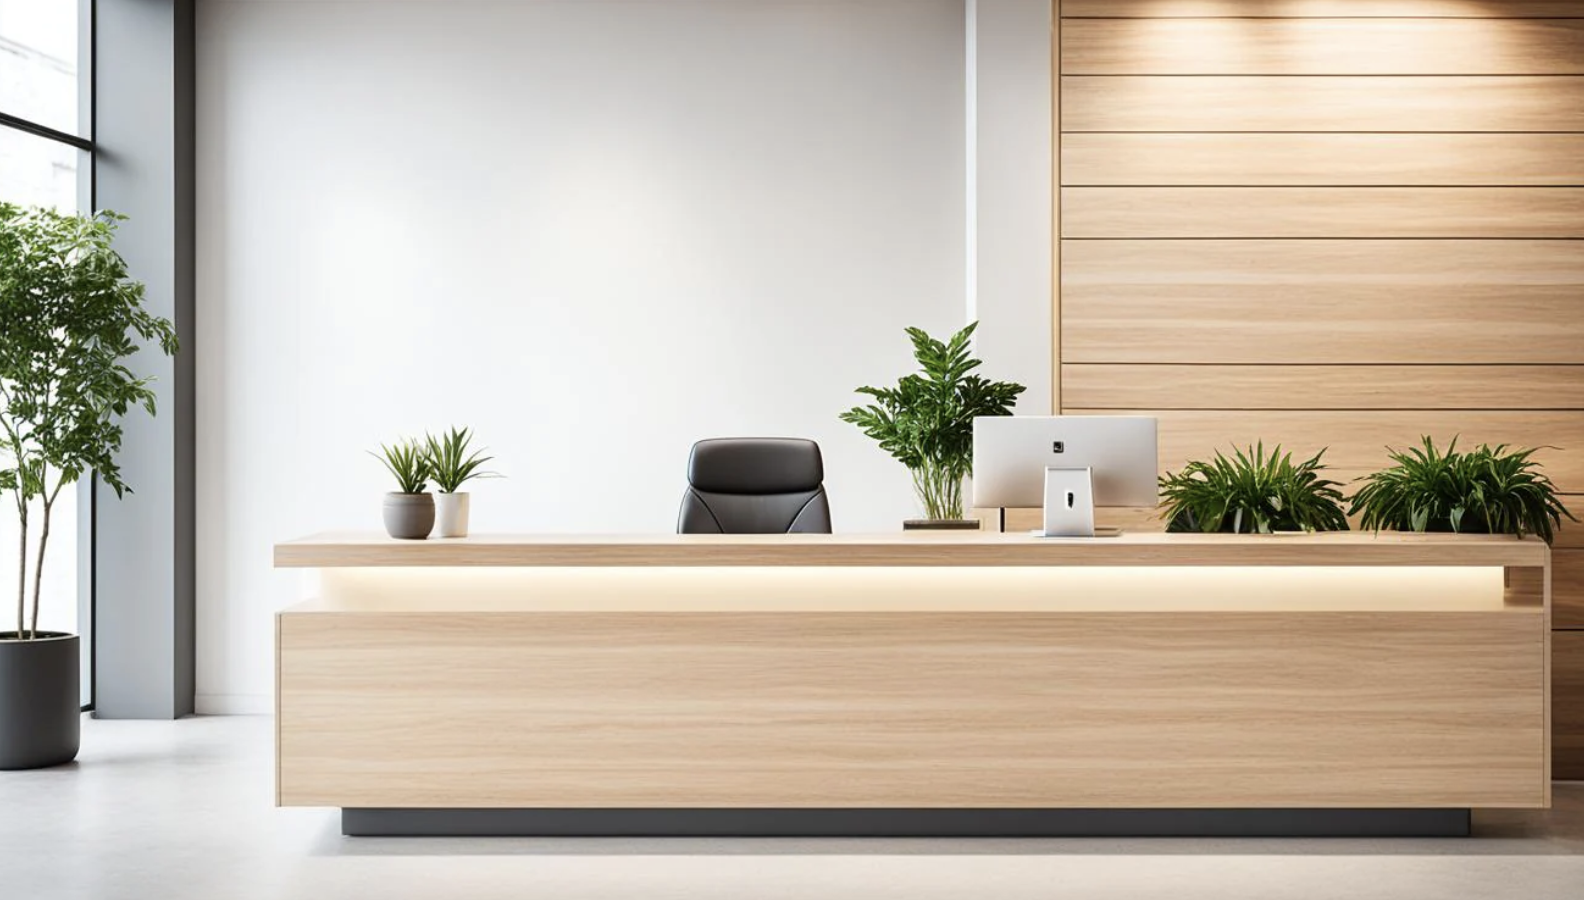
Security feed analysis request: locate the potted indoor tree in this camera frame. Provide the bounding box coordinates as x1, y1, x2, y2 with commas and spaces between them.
1159, 443, 1350, 534
373, 437, 434, 539
1349, 436, 1575, 542
423, 426, 499, 538
0, 204, 177, 769
841, 321, 1025, 529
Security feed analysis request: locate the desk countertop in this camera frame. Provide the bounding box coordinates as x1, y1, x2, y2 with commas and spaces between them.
273, 530, 1549, 569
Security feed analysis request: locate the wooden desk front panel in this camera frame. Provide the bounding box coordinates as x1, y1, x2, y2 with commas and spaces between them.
278, 609, 1545, 809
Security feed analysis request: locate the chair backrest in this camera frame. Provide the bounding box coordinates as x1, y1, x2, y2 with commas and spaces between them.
677, 438, 832, 534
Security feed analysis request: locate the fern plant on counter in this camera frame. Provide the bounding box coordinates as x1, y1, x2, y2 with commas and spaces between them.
1349, 436, 1574, 543
1159, 443, 1350, 534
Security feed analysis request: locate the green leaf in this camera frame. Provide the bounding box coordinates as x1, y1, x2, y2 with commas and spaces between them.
422, 426, 503, 493
839, 321, 1024, 519
1347, 435, 1575, 543
1, 203, 178, 633
371, 438, 432, 494
1160, 442, 1349, 535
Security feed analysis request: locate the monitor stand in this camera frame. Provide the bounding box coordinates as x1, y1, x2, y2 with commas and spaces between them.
1040, 467, 1101, 538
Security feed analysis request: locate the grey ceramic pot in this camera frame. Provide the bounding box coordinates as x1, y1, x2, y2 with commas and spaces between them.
0, 632, 80, 770
383, 492, 435, 539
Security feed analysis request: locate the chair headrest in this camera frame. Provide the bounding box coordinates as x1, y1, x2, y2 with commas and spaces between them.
687, 438, 825, 494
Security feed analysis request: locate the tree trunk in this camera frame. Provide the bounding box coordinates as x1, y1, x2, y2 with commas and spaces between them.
15, 508, 27, 639
30, 495, 53, 639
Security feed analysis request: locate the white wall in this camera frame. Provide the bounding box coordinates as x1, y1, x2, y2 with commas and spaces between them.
195, 0, 976, 712
968, 0, 1053, 415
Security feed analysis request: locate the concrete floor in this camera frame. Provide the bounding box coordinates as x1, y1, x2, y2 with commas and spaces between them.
2, 717, 1583, 900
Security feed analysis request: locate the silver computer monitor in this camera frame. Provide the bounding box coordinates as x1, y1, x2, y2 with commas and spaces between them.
971, 415, 1159, 509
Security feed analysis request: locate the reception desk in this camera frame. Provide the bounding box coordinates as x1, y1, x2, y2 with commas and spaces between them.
274, 532, 1551, 837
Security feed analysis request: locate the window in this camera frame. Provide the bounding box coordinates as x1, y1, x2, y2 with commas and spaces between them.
1, 0, 93, 706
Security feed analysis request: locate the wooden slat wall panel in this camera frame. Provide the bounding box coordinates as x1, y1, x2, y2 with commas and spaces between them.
1062, 366, 1584, 411
1064, 188, 1584, 239
1064, 295, 1584, 365
1559, 508, 1584, 550
1556, 632, 1584, 779
1062, 76, 1584, 132
1062, 134, 1584, 186
1062, 240, 1584, 364
1068, 409, 1584, 490
1055, 2, 1584, 780
1556, 550, 1584, 629
1063, 20, 1584, 75
1063, 1, 1584, 16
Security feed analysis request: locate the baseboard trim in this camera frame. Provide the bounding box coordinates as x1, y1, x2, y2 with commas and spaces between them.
342, 807, 1472, 838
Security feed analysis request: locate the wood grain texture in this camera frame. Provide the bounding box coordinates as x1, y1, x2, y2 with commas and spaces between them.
1062, 0, 1584, 15
1062, 19, 1584, 75
1061, 240, 1584, 364
1557, 631, 1584, 780
1061, 76, 1584, 131
1558, 506, 1584, 549
1067, 409, 1584, 490
1061, 365, 1584, 410
278, 608, 1545, 809
1555, 549, 1584, 628
272, 530, 1548, 569
1063, 188, 1584, 239
996, 507, 1173, 536
1061, 134, 1584, 187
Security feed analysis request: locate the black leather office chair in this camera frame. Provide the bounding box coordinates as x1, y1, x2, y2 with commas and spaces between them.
677, 438, 832, 534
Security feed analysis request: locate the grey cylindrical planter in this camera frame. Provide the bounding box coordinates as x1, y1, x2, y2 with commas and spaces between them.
383, 492, 435, 539
0, 632, 80, 770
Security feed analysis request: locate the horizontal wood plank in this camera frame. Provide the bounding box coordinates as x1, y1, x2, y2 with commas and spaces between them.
1061, 76, 1584, 131
1062, 240, 1584, 363
1062, 365, 1584, 411
1062, 19, 1584, 75
1558, 505, 1584, 549
1061, 134, 1584, 187
1556, 549, 1584, 628
279, 608, 1545, 808
1556, 632, 1584, 780
1063, 188, 1584, 239
1062, 1, 1584, 15
1066, 409, 1584, 490
1063, 294, 1584, 363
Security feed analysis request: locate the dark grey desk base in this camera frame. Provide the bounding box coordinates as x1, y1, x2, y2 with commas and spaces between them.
342, 808, 1471, 838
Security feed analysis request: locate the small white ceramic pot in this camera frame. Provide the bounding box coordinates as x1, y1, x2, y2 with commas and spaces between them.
436, 492, 471, 538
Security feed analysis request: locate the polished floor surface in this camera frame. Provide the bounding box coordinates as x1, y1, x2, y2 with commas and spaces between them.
2, 716, 1583, 900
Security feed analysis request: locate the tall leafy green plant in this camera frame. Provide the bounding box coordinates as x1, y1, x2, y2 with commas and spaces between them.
1349, 436, 1574, 543
0, 204, 178, 640
840, 322, 1025, 520
1159, 443, 1349, 534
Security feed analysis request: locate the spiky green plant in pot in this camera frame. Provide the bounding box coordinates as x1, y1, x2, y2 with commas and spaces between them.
1159, 443, 1350, 534
1348, 436, 1574, 543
